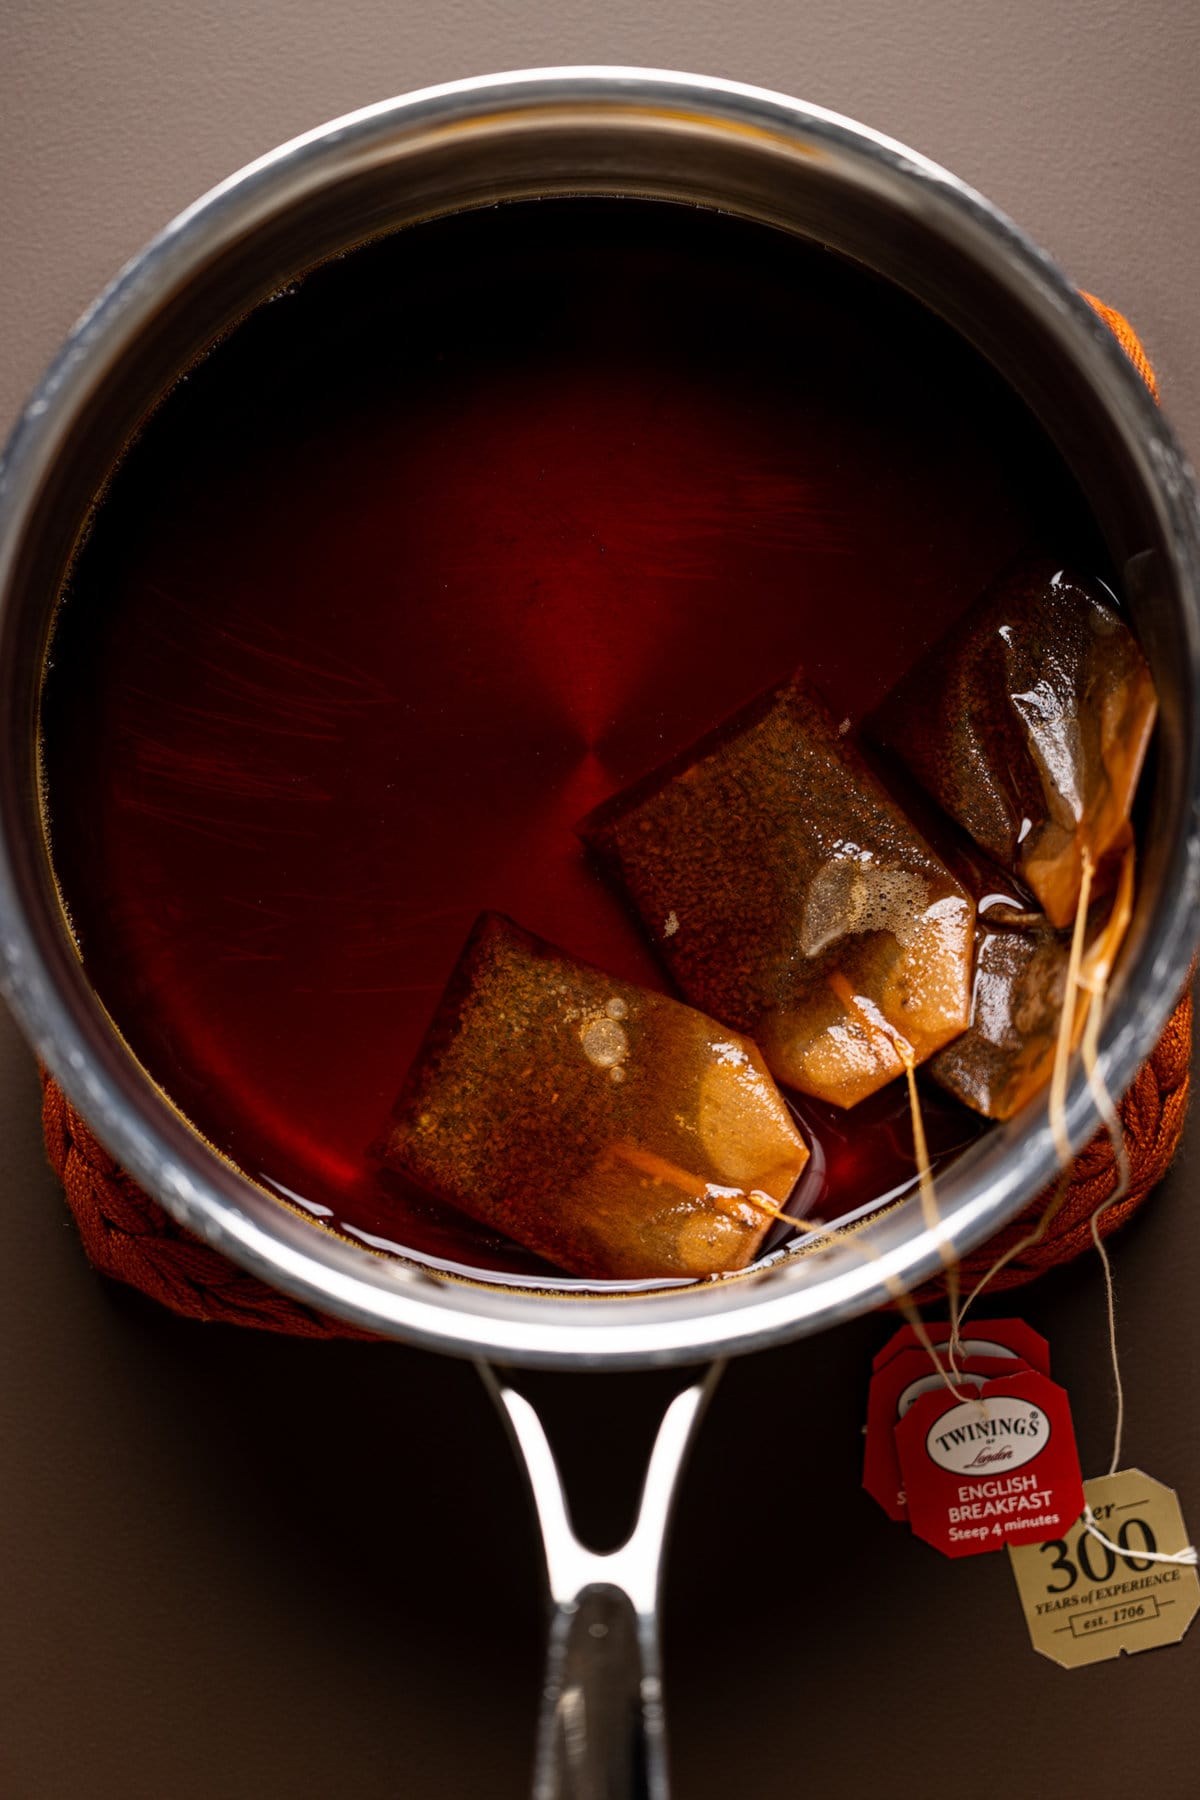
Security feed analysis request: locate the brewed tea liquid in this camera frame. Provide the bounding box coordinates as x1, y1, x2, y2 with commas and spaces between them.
41, 200, 1103, 1285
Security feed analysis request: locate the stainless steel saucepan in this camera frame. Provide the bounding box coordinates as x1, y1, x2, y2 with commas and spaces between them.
2, 68, 1198, 1799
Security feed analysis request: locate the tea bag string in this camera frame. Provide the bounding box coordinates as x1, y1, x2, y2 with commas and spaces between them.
1073, 981, 1193, 1566
736, 964, 977, 1404
946, 850, 1196, 1565
1079, 983, 1130, 1479
1080, 1507, 1198, 1566
951, 848, 1107, 1349
897, 1047, 967, 1396
825, 973, 959, 1281
1079, 1012, 1195, 1562
741, 1186, 979, 1405
742, 1011, 977, 1406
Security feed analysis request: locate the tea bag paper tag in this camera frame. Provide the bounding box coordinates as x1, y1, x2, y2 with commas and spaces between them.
1008, 1470, 1200, 1667
864, 1351, 1026, 1521
895, 1370, 1084, 1558
871, 1319, 1051, 1376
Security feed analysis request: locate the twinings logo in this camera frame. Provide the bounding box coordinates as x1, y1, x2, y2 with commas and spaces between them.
925, 1398, 1050, 1475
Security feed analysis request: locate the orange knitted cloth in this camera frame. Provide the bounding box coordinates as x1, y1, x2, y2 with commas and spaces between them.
39, 294, 1190, 1336
41, 1072, 377, 1339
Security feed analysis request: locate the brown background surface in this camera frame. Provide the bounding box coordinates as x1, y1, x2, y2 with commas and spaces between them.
2, 6, 1199, 1797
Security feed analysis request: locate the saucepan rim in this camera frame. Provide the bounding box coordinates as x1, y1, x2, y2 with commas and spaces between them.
2, 66, 1198, 1367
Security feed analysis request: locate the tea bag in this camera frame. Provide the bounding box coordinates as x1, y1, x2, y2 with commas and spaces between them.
928, 844, 1135, 1120
380, 912, 809, 1281
577, 673, 975, 1108
871, 560, 1156, 929
929, 900, 1069, 1118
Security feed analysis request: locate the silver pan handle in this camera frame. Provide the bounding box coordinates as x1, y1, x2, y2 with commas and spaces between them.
481, 1362, 723, 1800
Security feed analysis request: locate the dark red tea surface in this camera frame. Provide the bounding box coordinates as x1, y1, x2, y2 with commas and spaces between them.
40, 200, 1104, 1285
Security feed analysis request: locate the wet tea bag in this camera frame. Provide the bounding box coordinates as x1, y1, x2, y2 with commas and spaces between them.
871, 560, 1156, 929
577, 673, 975, 1108
380, 912, 809, 1281
929, 899, 1069, 1118
928, 845, 1135, 1119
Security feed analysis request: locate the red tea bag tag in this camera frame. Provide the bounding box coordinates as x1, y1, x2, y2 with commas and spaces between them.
872, 1318, 1050, 1375
864, 1351, 1026, 1521
896, 1370, 1084, 1558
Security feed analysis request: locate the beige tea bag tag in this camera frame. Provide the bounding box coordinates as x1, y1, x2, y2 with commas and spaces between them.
1008, 1469, 1200, 1668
